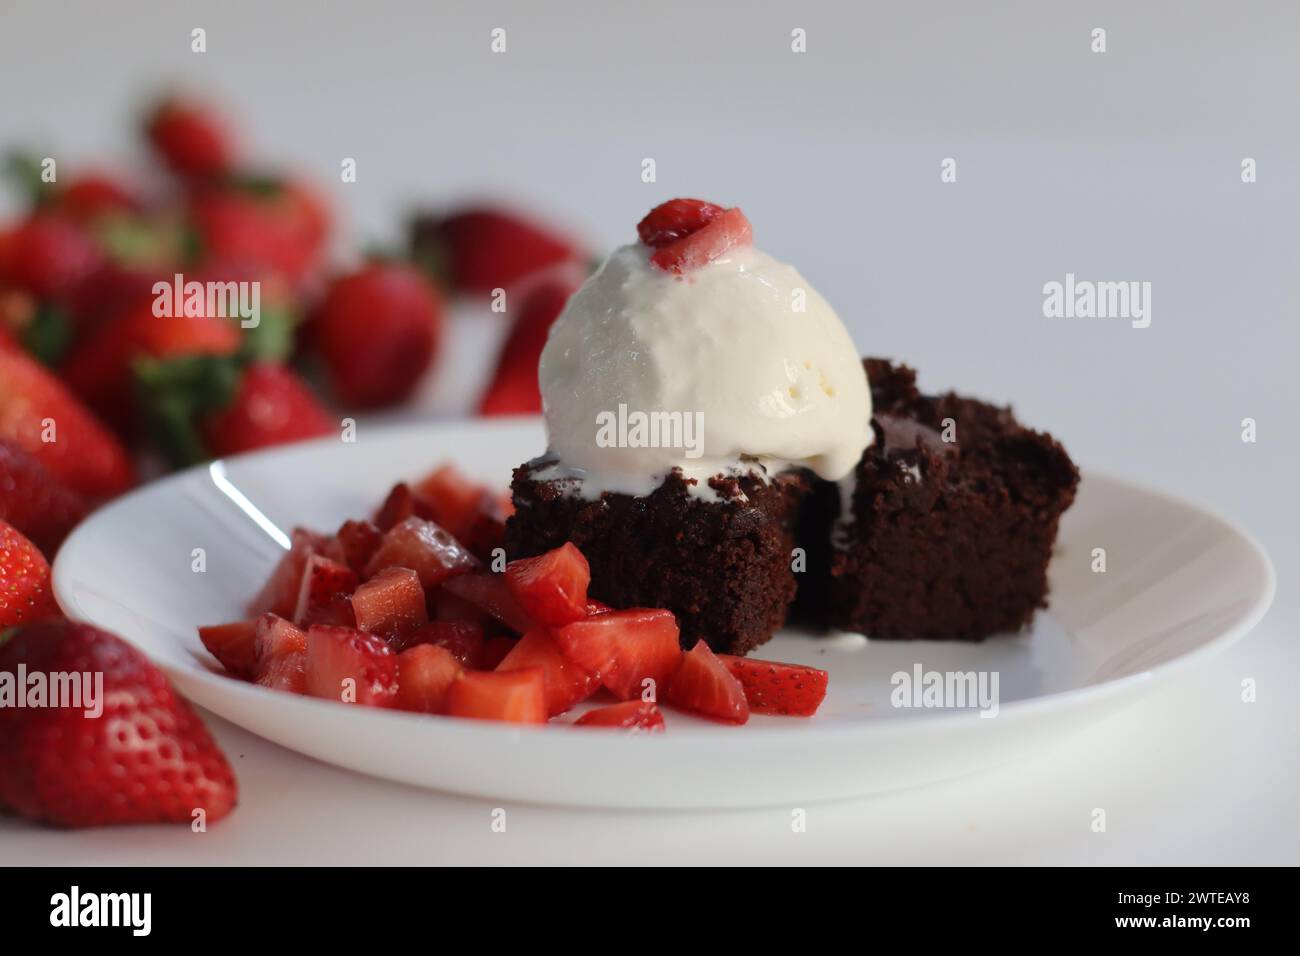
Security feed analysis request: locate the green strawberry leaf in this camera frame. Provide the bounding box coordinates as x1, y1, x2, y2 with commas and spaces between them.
21, 303, 72, 366
135, 353, 245, 467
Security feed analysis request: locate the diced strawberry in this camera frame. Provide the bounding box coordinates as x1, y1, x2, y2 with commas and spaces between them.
252, 613, 308, 693
304, 625, 398, 707
351, 566, 428, 642
399, 620, 484, 666
553, 609, 682, 701
665, 641, 748, 724
292, 553, 358, 627
497, 629, 599, 717
717, 654, 829, 717
461, 512, 507, 563
373, 482, 422, 531
505, 543, 590, 627
411, 464, 485, 542
394, 644, 462, 714
197, 619, 258, 678
586, 600, 614, 615
249, 528, 332, 618
334, 519, 383, 573
256, 650, 307, 693
574, 700, 665, 732
637, 199, 725, 247
479, 635, 518, 671
432, 589, 492, 627
442, 572, 534, 634
364, 517, 479, 589
445, 668, 546, 724
650, 206, 752, 274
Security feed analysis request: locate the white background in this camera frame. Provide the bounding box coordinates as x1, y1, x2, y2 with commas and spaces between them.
1, 0, 1296, 864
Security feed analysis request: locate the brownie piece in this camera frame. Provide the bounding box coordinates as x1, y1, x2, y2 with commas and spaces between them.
800, 358, 1079, 641
505, 461, 808, 656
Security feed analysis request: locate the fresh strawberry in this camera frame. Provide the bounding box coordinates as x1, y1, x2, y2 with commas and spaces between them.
197, 618, 259, 678
410, 464, 491, 542
0, 348, 134, 497
650, 206, 752, 274
553, 608, 682, 701
145, 97, 236, 179
441, 572, 535, 634
479, 635, 517, 670
0, 439, 89, 555
0, 520, 60, 628
636, 199, 725, 247
249, 528, 332, 618
718, 654, 829, 717
309, 262, 444, 409
497, 628, 598, 716
505, 542, 590, 627
400, 620, 484, 666
352, 566, 427, 641
54, 172, 138, 222
665, 641, 748, 724
394, 643, 463, 713
479, 278, 574, 416
574, 700, 665, 732
0, 215, 103, 299
0, 620, 237, 827
253, 613, 308, 692
411, 207, 581, 294
304, 625, 398, 707
188, 178, 329, 285
292, 553, 357, 627
334, 518, 383, 574
255, 649, 307, 693
198, 363, 334, 459
363, 516, 479, 589
445, 668, 546, 724
373, 482, 424, 531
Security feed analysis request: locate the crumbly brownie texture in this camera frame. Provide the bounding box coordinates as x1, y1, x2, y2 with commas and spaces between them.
506, 464, 808, 656
800, 357, 1080, 641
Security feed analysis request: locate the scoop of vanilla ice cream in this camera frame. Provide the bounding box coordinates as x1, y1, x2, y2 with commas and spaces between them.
537, 241, 872, 492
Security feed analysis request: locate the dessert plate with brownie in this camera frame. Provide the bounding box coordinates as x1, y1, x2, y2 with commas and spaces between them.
52, 201, 1275, 808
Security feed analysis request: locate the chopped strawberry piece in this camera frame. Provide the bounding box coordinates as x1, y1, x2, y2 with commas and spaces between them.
497, 629, 599, 716
394, 644, 462, 713
432, 589, 492, 627
479, 635, 518, 671
412, 464, 486, 541
292, 553, 358, 627
442, 572, 535, 634
351, 566, 428, 642
304, 625, 398, 707
253, 613, 309, 693
373, 482, 422, 531
255, 650, 307, 693
650, 206, 752, 274
637, 199, 725, 247
399, 620, 484, 666
665, 641, 748, 724
505, 542, 590, 627
718, 654, 829, 717
197, 619, 259, 678
249, 528, 331, 618
574, 700, 665, 732
553, 608, 682, 701
334, 519, 383, 573
364, 516, 479, 589
461, 512, 507, 563
445, 668, 546, 724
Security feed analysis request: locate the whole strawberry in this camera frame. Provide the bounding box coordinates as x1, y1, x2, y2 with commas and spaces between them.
411, 206, 581, 295
479, 276, 577, 415
145, 97, 236, 179
0, 440, 88, 555
0, 520, 60, 628
188, 178, 330, 286
201, 362, 335, 457
310, 262, 444, 409
0, 620, 238, 827
0, 215, 104, 300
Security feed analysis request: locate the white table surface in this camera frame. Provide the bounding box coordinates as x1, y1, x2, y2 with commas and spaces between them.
2, 0, 1297, 865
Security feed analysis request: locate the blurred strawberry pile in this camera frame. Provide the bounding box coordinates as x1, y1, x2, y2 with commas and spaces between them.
0, 94, 589, 561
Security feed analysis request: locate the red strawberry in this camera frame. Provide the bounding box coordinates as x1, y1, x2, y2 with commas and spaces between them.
145, 97, 236, 179
394, 643, 462, 713
188, 179, 329, 285
364, 516, 479, 589
412, 207, 581, 294
410, 464, 492, 542
0, 520, 60, 628
441, 572, 535, 634
479, 635, 517, 670
309, 262, 444, 409
200, 363, 335, 458
351, 566, 428, 641
292, 553, 357, 627
445, 668, 546, 724
0, 348, 135, 497
0, 215, 103, 299
334, 518, 383, 574
253, 613, 308, 692
373, 482, 425, 531
553, 608, 682, 701
497, 628, 599, 716
650, 206, 752, 274
574, 700, 665, 732
665, 641, 748, 724
197, 618, 259, 678
479, 278, 574, 416
0, 439, 89, 555
0, 620, 237, 827
400, 620, 485, 666
718, 654, 829, 717
54, 172, 138, 222
505, 542, 590, 627
636, 199, 725, 247
304, 625, 398, 707
249, 528, 332, 618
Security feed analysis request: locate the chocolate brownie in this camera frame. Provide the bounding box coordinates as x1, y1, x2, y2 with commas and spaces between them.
505, 462, 808, 656
799, 358, 1079, 641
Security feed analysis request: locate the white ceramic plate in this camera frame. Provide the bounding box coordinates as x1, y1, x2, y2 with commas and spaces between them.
52, 419, 1275, 809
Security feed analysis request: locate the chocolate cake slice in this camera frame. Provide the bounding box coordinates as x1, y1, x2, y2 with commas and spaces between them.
801, 358, 1079, 641
505, 462, 808, 656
